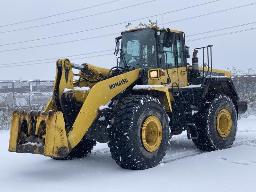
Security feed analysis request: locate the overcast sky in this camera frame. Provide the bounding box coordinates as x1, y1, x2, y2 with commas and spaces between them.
0, 0, 255, 80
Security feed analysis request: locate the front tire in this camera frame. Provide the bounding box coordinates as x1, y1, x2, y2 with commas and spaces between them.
108, 95, 170, 170
53, 138, 96, 160
193, 95, 237, 151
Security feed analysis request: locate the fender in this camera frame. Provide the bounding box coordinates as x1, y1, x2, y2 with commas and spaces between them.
202, 77, 241, 112
132, 85, 173, 112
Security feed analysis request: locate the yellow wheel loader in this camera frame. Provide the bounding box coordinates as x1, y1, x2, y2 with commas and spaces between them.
9, 26, 247, 170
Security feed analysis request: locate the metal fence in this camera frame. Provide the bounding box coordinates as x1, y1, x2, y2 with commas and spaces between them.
0, 80, 53, 129
0, 80, 53, 108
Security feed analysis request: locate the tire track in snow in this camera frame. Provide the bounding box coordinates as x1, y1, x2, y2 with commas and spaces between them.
163, 151, 202, 164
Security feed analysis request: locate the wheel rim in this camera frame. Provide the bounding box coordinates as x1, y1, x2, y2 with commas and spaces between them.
216, 109, 233, 138
141, 116, 163, 153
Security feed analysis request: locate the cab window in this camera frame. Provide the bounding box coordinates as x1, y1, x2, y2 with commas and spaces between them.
163, 46, 175, 67
176, 36, 185, 67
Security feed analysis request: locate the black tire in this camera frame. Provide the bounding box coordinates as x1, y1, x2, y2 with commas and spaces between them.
192, 95, 237, 151
53, 138, 96, 160
108, 95, 170, 170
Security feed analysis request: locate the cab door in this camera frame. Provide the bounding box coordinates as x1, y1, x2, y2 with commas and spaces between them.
163, 32, 188, 87
175, 33, 188, 87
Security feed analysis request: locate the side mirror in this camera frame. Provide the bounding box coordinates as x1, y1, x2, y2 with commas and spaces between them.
114, 36, 122, 56
185, 46, 190, 58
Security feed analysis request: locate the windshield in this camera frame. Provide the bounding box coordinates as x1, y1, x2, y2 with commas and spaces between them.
120, 28, 157, 68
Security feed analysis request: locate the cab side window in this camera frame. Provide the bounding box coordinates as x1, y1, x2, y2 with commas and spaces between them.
163, 46, 175, 68
162, 32, 175, 68
176, 36, 185, 67
162, 33, 185, 68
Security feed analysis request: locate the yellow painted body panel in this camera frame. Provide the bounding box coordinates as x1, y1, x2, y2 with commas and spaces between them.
9, 112, 20, 152
198, 67, 232, 78
211, 68, 232, 78
148, 67, 188, 88
177, 67, 188, 87
152, 86, 173, 112
146, 66, 189, 112
55, 59, 74, 101
148, 69, 168, 85
166, 67, 188, 87
68, 69, 140, 148
146, 66, 190, 112
44, 112, 69, 157
133, 85, 173, 112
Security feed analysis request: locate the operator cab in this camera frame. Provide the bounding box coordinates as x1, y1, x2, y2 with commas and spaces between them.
114, 27, 190, 87
116, 27, 189, 70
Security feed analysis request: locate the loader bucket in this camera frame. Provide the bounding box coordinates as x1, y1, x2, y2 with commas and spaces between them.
9, 110, 70, 158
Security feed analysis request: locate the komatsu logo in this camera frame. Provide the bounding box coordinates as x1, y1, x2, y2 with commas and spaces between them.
109, 79, 129, 90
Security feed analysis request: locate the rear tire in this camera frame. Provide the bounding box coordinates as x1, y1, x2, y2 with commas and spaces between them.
108, 95, 170, 170
192, 95, 237, 151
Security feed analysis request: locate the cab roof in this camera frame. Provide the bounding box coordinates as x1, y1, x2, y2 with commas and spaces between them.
122, 26, 183, 34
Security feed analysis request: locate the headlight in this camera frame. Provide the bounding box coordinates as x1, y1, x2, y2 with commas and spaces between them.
149, 70, 158, 78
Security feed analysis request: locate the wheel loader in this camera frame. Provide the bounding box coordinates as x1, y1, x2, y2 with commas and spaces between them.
9, 25, 247, 170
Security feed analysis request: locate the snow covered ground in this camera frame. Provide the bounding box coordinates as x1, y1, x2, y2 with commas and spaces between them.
1, 116, 256, 192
